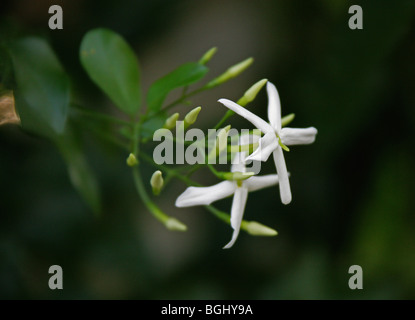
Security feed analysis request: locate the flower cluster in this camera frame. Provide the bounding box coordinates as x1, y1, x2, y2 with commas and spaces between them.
3, 27, 317, 249
175, 81, 317, 248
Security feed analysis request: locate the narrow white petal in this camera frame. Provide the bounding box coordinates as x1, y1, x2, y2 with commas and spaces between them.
245, 132, 279, 162
280, 127, 317, 145
175, 181, 236, 207
273, 148, 291, 204
244, 174, 279, 192
223, 186, 249, 249
267, 82, 282, 131
218, 99, 274, 133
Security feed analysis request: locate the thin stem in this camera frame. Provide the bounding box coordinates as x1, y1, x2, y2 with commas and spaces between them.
131, 122, 140, 156
132, 166, 169, 224
139, 152, 201, 187
76, 121, 129, 150
71, 104, 132, 126
205, 205, 230, 225
185, 164, 203, 177
145, 86, 206, 121
207, 163, 224, 180
214, 110, 234, 130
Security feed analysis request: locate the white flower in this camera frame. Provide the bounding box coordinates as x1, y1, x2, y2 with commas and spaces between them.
218, 81, 317, 205
175, 135, 279, 249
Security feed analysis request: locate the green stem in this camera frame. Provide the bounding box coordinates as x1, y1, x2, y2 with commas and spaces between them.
139, 152, 201, 187
207, 163, 224, 180
214, 110, 234, 130
132, 166, 169, 224
71, 104, 132, 126
145, 86, 206, 121
131, 122, 140, 156
76, 121, 129, 150
205, 205, 230, 225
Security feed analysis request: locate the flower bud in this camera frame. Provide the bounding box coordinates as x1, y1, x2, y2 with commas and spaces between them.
281, 113, 295, 127
222, 171, 254, 181
206, 57, 253, 88
242, 221, 278, 236
199, 47, 217, 65
184, 106, 201, 128
217, 126, 230, 152
163, 112, 179, 130
165, 217, 187, 232
207, 125, 232, 163
126, 153, 138, 167
150, 170, 164, 195
237, 79, 268, 107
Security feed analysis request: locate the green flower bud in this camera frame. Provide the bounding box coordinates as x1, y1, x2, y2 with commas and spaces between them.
207, 125, 232, 163
237, 79, 268, 107
126, 153, 139, 167
184, 106, 201, 128
150, 170, 164, 195
163, 112, 180, 130
281, 113, 295, 127
206, 57, 254, 88
222, 171, 255, 181
199, 47, 217, 65
217, 127, 229, 152
165, 217, 188, 232
242, 221, 278, 236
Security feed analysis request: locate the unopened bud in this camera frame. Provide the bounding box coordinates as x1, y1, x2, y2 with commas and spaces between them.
281, 113, 295, 127
184, 106, 201, 128
216, 127, 229, 152
126, 153, 138, 167
199, 47, 217, 65
243, 221, 278, 236
165, 217, 187, 232
163, 112, 179, 129
237, 79, 268, 107
150, 170, 164, 195
206, 57, 254, 88
222, 171, 254, 181
207, 125, 232, 163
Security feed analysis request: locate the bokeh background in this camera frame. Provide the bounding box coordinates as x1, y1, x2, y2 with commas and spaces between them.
1, 0, 415, 299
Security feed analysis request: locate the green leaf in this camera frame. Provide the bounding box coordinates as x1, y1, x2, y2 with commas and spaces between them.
80, 28, 141, 115
141, 111, 167, 139
147, 62, 208, 112
56, 127, 101, 215
8, 37, 70, 137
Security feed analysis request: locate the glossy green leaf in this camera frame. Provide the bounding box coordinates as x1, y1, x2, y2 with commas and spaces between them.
8, 37, 70, 137
147, 62, 208, 112
80, 28, 141, 115
56, 127, 101, 215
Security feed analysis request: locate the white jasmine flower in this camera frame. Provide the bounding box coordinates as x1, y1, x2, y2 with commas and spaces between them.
175, 135, 279, 249
218, 82, 317, 205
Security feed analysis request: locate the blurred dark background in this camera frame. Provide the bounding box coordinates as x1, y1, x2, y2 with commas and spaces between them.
1, 0, 415, 299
